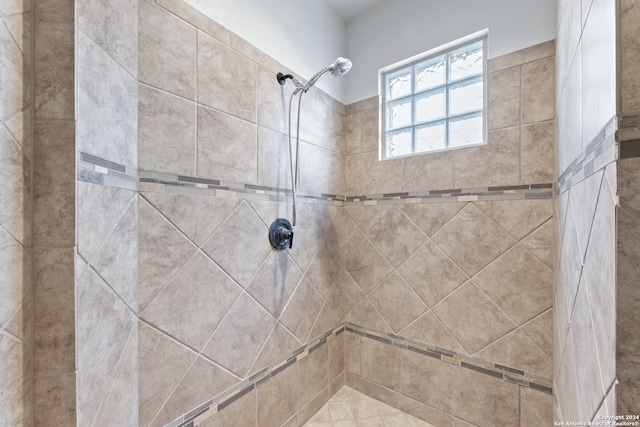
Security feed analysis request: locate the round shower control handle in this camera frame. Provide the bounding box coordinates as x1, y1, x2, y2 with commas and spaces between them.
269, 218, 294, 250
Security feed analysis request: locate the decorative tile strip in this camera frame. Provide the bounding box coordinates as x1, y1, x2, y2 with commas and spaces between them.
78, 152, 138, 191
343, 322, 553, 395
557, 116, 618, 194
165, 324, 346, 427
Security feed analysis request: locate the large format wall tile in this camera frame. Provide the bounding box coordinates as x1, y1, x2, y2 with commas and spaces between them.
139, 0, 196, 99
77, 0, 138, 76
198, 31, 257, 122
77, 30, 137, 167
0, 128, 27, 244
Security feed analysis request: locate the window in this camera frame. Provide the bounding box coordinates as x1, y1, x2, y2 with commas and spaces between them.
379, 31, 488, 159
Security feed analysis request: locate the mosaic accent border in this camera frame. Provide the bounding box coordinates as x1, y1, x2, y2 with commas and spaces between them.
78, 153, 138, 191
344, 322, 553, 395
79, 152, 553, 205
557, 116, 618, 194
164, 326, 345, 427
164, 321, 552, 427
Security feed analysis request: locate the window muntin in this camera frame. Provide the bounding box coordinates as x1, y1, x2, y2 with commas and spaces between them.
380, 33, 487, 160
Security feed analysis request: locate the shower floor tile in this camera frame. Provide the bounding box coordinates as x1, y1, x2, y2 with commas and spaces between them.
303, 386, 438, 427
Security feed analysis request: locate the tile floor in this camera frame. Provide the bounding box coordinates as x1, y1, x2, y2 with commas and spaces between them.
303, 386, 438, 427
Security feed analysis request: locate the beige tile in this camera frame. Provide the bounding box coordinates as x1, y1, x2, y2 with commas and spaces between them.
571, 276, 606, 418
287, 204, 323, 271
333, 419, 359, 427
344, 238, 394, 294
200, 389, 256, 427
344, 332, 361, 375
75, 268, 136, 427
344, 299, 392, 333
0, 334, 28, 426
4, 107, 32, 158
521, 121, 555, 184
344, 205, 391, 234
328, 400, 356, 421
453, 126, 521, 188
197, 106, 257, 183
474, 244, 553, 325
556, 331, 582, 421
77, 30, 137, 167
327, 209, 365, 259
402, 398, 454, 427
300, 344, 329, 406
257, 66, 294, 135
32, 121, 74, 247
432, 281, 516, 354
398, 240, 467, 308
329, 332, 344, 382
142, 251, 241, 351
138, 84, 196, 175
91, 198, 138, 311
1, 19, 30, 119
33, 372, 75, 427
246, 250, 303, 318
250, 323, 300, 375
198, 31, 256, 122
201, 201, 271, 287
32, 246, 74, 375
257, 362, 299, 427
453, 364, 519, 426
621, 0, 640, 113
522, 309, 553, 358
368, 272, 427, 333
92, 326, 137, 426
400, 312, 465, 354
522, 218, 554, 268
138, 322, 195, 427
569, 170, 604, 259
361, 107, 380, 154
202, 293, 275, 378
143, 192, 239, 247
33, 0, 73, 120
280, 278, 325, 342
139, 0, 196, 99
298, 140, 344, 195
306, 245, 341, 298
345, 154, 363, 195
153, 357, 238, 427
368, 207, 427, 267
521, 56, 555, 124
299, 387, 330, 426
488, 40, 555, 73
476, 329, 552, 377
360, 338, 401, 392
137, 197, 197, 310
520, 387, 553, 427
343, 111, 362, 155
0, 0, 30, 15
307, 204, 341, 235
308, 303, 341, 342
401, 349, 453, 413
156, 0, 230, 45
257, 126, 293, 190
76, 181, 135, 262
77, 0, 137, 76
403, 151, 455, 193
0, 129, 27, 244
360, 151, 404, 195
400, 202, 466, 237
432, 204, 516, 276
487, 66, 520, 130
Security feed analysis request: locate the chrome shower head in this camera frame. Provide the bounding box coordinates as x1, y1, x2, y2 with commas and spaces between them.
330, 57, 352, 77
303, 57, 352, 92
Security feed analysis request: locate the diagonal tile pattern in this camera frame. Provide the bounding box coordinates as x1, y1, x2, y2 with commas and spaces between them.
303, 386, 437, 427
368, 206, 427, 267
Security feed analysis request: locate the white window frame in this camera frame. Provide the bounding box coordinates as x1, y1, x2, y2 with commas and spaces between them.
379, 29, 489, 160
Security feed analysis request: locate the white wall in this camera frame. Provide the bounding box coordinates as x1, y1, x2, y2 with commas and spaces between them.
344, 0, 557, 104
184, 0, 348, 102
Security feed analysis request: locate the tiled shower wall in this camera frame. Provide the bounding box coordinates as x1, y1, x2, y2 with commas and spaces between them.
339, 41, 556, 427
0, 0, 33, 425
74, 0, 139, 424
554, 0, 618, 422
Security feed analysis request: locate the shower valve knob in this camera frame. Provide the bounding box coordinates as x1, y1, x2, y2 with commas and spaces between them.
269, 218, 294, 250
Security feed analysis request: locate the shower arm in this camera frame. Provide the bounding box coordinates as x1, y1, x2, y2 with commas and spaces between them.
288, 89, 304, 226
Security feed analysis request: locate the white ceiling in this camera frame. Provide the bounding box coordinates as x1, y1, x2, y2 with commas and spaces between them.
324, 0, 388, 22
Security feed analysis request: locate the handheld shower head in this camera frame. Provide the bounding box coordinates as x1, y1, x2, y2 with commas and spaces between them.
330, 57, 352, 77
303, 57, 352, 92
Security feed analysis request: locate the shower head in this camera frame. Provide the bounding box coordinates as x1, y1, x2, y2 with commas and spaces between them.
303, 57, 352, 92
